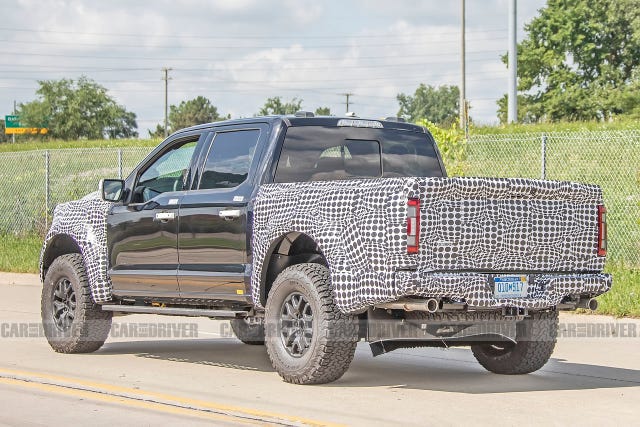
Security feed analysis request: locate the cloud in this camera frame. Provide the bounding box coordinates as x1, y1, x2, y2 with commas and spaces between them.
1, 0, 547, 128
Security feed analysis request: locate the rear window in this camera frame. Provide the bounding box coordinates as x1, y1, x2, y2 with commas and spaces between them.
274, 126, 443, 183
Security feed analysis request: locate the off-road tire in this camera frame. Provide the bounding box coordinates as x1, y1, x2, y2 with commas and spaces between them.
265, 263, 358, 384
41, 254, 112, 353
230, 317, 265, 345
471, 310, 558, 374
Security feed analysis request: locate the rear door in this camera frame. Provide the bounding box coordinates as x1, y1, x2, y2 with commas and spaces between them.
107, 133, 207, 298
177, 125, 266, 300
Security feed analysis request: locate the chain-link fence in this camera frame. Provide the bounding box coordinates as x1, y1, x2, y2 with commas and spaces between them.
468, 131, 640, 265
1, 130, 638, 265
0, 147, 152, 235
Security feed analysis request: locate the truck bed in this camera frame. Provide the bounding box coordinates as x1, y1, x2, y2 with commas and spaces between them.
251, 177, 611, 313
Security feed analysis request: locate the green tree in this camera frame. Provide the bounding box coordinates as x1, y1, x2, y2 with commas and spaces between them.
148, 124, 166, 139
499, 0, 640, 123
315, 107, 331, 116
496, 94, 540, 124
169, 96, 222, 132
397, 84, 459, 125
19, 76, 138, 139
417, 119, 467, 177
258, 97, 303, 115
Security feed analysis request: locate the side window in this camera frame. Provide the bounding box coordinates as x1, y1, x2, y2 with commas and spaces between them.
199, 129, 260, 190
135, 140, 197, 202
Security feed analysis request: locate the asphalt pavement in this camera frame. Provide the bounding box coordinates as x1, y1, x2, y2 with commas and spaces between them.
1, 272, 639, 426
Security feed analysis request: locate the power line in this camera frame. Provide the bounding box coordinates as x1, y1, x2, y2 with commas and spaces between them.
0, 58, 505, 77
0, 74, 509, 93
0, 26, 509, 40
0, 56, 503, 76
0, 48, 503, 62
0, 51, 503, 66
0, 40, 500, 50
0, 35, 510, 51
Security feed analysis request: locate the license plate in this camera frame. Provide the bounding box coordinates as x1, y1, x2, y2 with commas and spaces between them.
493, 276, 529, 298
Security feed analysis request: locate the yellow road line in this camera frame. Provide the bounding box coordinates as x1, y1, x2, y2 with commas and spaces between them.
0, 367, 340, 427
0, 377, 257, 425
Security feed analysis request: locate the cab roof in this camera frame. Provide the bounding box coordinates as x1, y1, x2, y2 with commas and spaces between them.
174, 115, 426, 136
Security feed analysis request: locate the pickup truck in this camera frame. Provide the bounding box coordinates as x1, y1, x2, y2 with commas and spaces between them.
40, 115, 612, 384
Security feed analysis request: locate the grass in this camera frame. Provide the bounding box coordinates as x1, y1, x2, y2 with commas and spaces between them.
0, 233, 42, 273
471, 118, 640, 135
0, 138, 160, 153
0, 145, 153, 234
596, 262, 640, 318
0, 139, 157, 234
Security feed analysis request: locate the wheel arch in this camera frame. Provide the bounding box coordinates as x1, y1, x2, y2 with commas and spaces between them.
259, 231, 328, 307
41, 234, 82, 282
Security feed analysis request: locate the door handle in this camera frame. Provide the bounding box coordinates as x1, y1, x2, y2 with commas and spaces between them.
154, 212, 175, 222
219, 209, 241, 220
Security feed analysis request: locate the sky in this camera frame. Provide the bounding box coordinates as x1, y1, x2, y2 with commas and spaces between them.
1, 0, 548, 135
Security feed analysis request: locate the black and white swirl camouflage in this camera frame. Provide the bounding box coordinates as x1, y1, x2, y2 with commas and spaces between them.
40, 177, 612, 311
251, 177, 611, 313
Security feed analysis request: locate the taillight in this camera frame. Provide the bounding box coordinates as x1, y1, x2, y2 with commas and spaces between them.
597, 205, 607, 257
407, 198, 420, 254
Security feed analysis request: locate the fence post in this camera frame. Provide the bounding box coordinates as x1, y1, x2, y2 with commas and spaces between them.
541, 133, 547, 180
44, 150, 50, 229
118, 148, 123, 179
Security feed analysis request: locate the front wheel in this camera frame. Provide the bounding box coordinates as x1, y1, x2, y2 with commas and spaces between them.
471, 310, 558, 374
265, 263, 358, 384
41, 253, 112, 353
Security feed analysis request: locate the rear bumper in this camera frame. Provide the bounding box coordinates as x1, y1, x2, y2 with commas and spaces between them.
394, 271, 612, 310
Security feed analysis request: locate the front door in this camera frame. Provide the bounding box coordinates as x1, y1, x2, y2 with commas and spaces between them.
178, 127, 264, 300
107, 136, 203, 298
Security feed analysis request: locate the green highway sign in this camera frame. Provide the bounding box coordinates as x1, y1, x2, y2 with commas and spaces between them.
4, 115, 48, 135
5, 115, 21, 128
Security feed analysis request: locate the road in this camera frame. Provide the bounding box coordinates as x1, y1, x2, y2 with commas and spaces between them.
1, 272, 639, 426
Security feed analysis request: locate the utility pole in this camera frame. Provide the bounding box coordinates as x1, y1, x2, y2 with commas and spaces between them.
460, 0, 466, 132
508, 0, 518, 123
340, 93, 354, 113
12, 100, 16, 143
162, 67, 172, 137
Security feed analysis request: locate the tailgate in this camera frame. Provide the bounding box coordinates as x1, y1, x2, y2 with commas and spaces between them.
399, 177, 606, 273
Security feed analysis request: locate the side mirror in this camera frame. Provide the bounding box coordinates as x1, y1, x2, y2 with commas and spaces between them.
99, 179, 125, 202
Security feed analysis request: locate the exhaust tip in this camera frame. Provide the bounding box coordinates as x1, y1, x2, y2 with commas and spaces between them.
426, 298, 439, 313
587, 298, 598, 311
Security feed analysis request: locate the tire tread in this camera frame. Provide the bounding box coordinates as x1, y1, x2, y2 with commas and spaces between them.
471, 310, 558, 375
41, 253, 112, 353
265, 263, 358, 384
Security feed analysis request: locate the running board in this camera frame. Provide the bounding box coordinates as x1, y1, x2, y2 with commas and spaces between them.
100, 305, 248, 318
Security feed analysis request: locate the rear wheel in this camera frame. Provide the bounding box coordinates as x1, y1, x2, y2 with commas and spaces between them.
230, 317, 265, 345
471, 310, 558, 374
41, 254, 112, 353
265, 263, 358, 384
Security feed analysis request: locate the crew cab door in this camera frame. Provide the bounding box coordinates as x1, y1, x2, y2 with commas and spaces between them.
177, 125, 265, 300
107, 132, 207, 298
